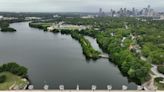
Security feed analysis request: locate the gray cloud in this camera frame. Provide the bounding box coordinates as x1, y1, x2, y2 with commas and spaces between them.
0, 0, 163, 12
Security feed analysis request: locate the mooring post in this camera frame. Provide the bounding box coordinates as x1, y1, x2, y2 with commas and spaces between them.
122, 85, 127, 91
44, 84, 49, 90
107, 85, 112, 92
76, 84, 79, 91
91, 85, 96, 92
59, 85, 64, 91
137, 85, 143, 91
28, 85, 34, 90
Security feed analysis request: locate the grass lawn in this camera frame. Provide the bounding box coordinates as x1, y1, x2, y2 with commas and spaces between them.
0, 72, 28, 90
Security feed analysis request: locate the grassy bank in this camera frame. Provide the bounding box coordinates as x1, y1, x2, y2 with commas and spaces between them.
0, 72, 28, 90
0, 62, 29, 90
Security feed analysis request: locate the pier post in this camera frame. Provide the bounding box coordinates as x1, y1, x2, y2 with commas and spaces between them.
137, 86, 143, 91
122, 85, 127, 91
44, 85, 49, 90
107, 85, 112, 92
59, 85, 64, 91
76, 85, 79, 90
91, 85, 96, 92
28, 85, 34, 90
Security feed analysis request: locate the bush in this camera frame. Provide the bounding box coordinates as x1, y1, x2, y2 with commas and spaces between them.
1, 27, 16, 32
0, 75, 6, 83
0, 62, 28, 77
157, 65, 164, 74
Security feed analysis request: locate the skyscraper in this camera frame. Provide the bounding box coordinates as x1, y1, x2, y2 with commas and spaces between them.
98, 8, 104, 17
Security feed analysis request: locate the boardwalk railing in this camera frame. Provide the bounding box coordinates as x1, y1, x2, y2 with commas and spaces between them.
25, 84, 158, 92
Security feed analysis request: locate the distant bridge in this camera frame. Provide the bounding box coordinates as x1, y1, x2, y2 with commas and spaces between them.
99, 54, 109, 59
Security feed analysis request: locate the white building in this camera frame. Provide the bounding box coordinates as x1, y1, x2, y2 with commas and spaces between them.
53, 15, 61, 18
47, 23, 90, 31
3, 17, 18, 20
160, 15, 164, 20
81, 15, 94, 19
0, 16, 3, 20
25, 17, 41, 20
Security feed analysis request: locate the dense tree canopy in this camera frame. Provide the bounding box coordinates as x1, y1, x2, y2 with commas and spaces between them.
0, 62, 28, 77
29, 16, 164, 84
0, 75, 6, 83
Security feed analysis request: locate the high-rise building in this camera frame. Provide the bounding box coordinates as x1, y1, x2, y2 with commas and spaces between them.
98, 8, 103, 17
0, 16, 3, 20
148, 5, 151, 10
132, 8, 136, 16
123, 8, 127, 16
106, 5, 157, 17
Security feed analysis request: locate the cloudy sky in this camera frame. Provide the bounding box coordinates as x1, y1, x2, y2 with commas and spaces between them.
0, 0, 163, 12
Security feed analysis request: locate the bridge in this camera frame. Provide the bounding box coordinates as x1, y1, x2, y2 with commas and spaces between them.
99, 54, 109, 59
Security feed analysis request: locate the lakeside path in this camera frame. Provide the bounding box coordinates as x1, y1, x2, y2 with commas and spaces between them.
142, 64, 164, 90
151, 65, 164, 78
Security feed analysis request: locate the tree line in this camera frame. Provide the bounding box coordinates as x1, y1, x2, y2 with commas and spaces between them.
0, 62, 28, 77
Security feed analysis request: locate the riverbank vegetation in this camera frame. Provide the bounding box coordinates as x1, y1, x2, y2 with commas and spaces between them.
0, 20, 16, 32
0, 63, 28, 90
0, 75, 6, 83
0, 72, 28, 90
0, 62, 28, 77
1, 27, 16, 32
29, 17, 164, 85
29, 22, 52, 31
0, 21, 9, 28
61, 29, 101, 59
154, 77, 164, 90
29, 23, 101, 59
157, 66, 164, 74
58, 17, 152, 84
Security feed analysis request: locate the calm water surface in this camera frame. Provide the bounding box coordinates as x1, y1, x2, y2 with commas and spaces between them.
0, 22, 137, 89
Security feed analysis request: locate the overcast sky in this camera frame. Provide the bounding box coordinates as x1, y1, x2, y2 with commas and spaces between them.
0, 0, 163, 12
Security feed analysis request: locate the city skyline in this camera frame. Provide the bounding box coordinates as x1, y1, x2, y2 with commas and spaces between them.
97, 5, 159, 17
0, 0, 164, 12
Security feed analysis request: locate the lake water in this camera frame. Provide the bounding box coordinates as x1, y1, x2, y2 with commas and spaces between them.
0, 22, 137, 89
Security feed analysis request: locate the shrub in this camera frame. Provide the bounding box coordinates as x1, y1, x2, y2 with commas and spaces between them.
0, 75, 6, 83
157, 65, 164, 74
1, 27, 16, 32
0, 62, 28, 77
